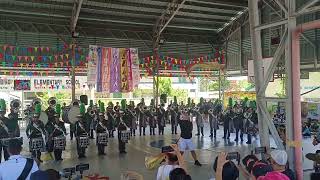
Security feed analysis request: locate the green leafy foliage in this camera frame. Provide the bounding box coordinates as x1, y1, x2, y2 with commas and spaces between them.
35, 92, 71, 109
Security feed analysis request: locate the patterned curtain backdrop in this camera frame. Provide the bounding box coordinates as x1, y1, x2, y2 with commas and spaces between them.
88, 46, 139, 93
130, 48, 140, 89
87, 45, 98, 87
110, 48, 120, 93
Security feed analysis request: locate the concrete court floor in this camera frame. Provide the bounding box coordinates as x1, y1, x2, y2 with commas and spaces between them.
16, 123, 318, 180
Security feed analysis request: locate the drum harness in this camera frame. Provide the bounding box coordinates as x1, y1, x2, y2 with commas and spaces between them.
47, 122, 66, 140
29, 122, 46, 150
0, 119, 9, 136
98, 121, 108, 132
78, 122, 88, 136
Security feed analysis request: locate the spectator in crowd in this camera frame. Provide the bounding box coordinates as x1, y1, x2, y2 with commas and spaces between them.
257, 171, 290, 180
30, 170, 48, 180
302, 122, 311, 137
212, 152, 239, 180
157, 144, 186, 180
169, 168, 191, 180
31, 169, 61, 180
46, 169, 61, 180
269, 150, 296, 180
250, 160, 273, 180
0, 138, 39, 180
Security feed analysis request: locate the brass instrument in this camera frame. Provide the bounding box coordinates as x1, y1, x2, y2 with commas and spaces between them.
71, 99, 80, 106
194, 107, 200, 112
48, 97, 57, 107
10, 99, 21, 113
132, 110, 136, 116
208, 109, 214, 114
89, 110, 95, 116
127, 108, 136, 116
183, 108, 189, 113
151, 108, 156, 114
32, 98, 42, 107
143, 105, 149, 112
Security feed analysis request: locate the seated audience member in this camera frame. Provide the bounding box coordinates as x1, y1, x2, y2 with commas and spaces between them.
258, 171, 290, 180
0, 138, 39, 180
212, 152, 239, 180
302, 123, 311, 137
269, 150, 296, 180
169, 168, 191, 180
157, 144, 186, 180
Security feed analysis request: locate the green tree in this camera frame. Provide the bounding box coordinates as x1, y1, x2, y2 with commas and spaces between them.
35, 92, 71, 109
208, 79, 231, 91
199, 77, 210, 92
157, 77, 172, 95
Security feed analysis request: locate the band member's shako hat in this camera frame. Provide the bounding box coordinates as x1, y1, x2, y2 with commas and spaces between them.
34, 104, 41, 117
77, 103, 85, 118
54, 104, 61, 117
99, 102, 105, 115
0, 99, 6, 112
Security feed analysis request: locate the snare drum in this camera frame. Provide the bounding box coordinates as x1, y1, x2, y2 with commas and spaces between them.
97, 133, 108, 145
120, 131, 131, 143
78, 136, 89, 148
53, 136, 66, 150
29, 137, 44, 151
1, 137, 23, 147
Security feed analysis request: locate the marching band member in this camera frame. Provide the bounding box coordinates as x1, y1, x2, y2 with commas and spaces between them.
128, 104, 137, 136
245, 106, 258, 144
233, 104, 244, 142
46, 104, 66, 161
138, 104, 147, 136
157, 104, 166, 135
69, 101, 80, 140
26, 104, 45, 162
87, 100, 96, 139
222, 107, 232, 139
0, 99, 10, 162
95, 103, 108, 155
75, 104, 90, 159
148, 108, 157, 136
208, 109, 218, 138
170, 105, 178, 135
8, 100, 20, 137
106, 106, 115, 137
118, 116, 129, 154
195, 109, 204, 136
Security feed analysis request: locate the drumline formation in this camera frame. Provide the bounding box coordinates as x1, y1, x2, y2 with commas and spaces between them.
0, 96, 258, 162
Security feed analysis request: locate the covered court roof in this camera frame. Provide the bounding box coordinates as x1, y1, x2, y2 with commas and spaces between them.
0, 0, 248, 59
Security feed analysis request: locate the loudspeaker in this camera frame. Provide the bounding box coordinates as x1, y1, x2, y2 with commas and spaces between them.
80, 95, 88, 105
160, 94, 167, 103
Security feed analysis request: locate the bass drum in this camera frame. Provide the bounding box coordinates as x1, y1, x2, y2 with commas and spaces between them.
67, 106, 80, 124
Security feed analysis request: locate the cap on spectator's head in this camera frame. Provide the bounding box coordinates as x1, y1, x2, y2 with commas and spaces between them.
257, 171, 290, 180
270, 150, 288, 166
251, 160, 273, 178
30, 170, 49, 180
8, 138, 23, 150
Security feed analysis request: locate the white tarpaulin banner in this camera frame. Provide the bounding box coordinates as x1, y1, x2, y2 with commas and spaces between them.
0, 76, 87, 92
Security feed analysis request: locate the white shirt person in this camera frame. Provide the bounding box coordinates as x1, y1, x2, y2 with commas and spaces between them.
0, 139, 39, 180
